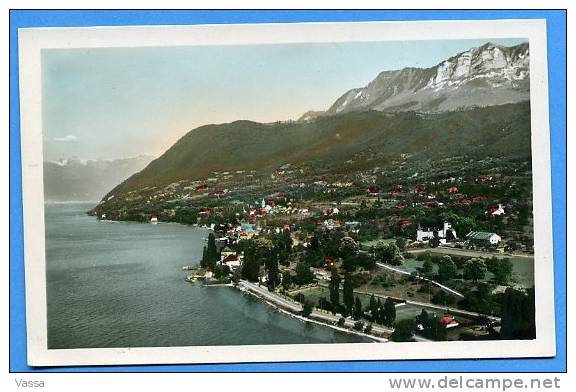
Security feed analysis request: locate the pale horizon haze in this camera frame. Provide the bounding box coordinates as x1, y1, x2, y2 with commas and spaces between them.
42, 38, 527, 162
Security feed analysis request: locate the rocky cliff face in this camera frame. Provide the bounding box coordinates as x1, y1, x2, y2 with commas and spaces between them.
323, 42, 529, 115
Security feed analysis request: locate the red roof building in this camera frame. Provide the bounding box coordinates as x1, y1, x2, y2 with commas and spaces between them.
398, 219, 412, 228
472, 195, 488, 202
440, 314, 455, 326
395, 202, 407, 209
448, 186, 458, 193
367, 186, 380, 194
459, 198, 472, 206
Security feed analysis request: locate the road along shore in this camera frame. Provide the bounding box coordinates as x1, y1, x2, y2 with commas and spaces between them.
236, 280, 389, 343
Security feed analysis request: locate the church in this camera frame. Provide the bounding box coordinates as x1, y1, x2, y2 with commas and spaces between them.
416, 222, 457, 244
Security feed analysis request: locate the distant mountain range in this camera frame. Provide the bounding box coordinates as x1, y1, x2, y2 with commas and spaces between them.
97, 42, 531, 203
44, 155, 154, 202
301, 42, 529, 118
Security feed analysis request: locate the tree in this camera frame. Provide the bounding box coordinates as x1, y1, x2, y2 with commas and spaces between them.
383, 297, 397, 326
253, 238, 274, 260
200, 246, 208, 268
369, 294, 378, 321
463, 258, 488, 281
390, 319, 416, 342
213, 264, 230, 280
309, 235, 320, 251
302, 300, 314, 317
201, 232, 219, 268
295, 262, 314, 285
395, 237, 407, 252
354, 296, 363, 320
241, 250, 260, 282
437, 255, 457, 281
429, 235, 441, 248
501, 287, 535, 339
266, 253, 280, 291
421, 317, 447, 341
415, 309, 430, 328
318, 296, 332, 312
421, 259, 434, 275
281, 271, 292, 292
329, 269, 341, 312
376, 242, 402, 265
488, 258, 514, 285
339, 237, 359, 259
432, 290, 455, 306
376, 298, 384, 324
343, 273, 355, 314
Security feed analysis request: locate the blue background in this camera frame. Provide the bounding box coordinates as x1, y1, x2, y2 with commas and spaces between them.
9, 10, 566, 373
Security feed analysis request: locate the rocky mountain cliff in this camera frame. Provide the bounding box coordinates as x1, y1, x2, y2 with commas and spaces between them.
322, 42, 529, 115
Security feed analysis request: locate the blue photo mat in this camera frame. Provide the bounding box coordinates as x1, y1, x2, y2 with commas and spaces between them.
9, 10, 566, 373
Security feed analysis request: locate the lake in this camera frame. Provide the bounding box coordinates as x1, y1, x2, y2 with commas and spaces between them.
45, 203, 366, 349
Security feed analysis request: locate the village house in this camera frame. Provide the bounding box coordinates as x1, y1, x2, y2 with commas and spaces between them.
389, 188, 402, 196
416, 222, 457, 244
485, 203, 505, 216
198, 207, 213, 216
297, 207, 310, 215
440, 314, 459, 329
237, 223, 257, 239
221, 254, 242, 269
319, 219, 342, 230
313, 268, 331, 281
466, 231, 502, 246
220, 247, 236, 260
398, 219, 412, 229
325, 207, 340, 216
367, 185, 380, 195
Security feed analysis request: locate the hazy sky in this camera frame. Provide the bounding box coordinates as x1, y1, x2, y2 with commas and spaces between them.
42, 38, 527, 161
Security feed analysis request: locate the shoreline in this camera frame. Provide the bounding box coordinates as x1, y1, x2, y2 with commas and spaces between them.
235, 281, 388, 343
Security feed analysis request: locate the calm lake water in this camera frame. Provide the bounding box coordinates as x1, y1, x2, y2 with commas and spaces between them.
45, 203, 366, 349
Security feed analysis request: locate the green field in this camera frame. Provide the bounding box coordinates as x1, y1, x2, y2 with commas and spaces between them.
405, 248, 534, 288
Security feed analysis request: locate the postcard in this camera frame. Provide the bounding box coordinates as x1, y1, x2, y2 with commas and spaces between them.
17, 19, 555, 366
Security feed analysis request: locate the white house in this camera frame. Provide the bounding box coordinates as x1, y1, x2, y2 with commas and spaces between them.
485, 203, 505, 216
466, 231, 502, 246
416, 222, 457, 244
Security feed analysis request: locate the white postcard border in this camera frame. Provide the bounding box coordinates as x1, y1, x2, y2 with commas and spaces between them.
18, 19, 555, 366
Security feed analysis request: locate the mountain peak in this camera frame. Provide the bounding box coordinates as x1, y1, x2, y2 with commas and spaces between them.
321, 42, 529, 116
